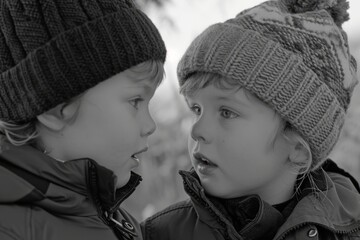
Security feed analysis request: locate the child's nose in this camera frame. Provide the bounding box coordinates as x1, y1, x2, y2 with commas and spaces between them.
141, 112, 156, 137
190, 117, 210, 143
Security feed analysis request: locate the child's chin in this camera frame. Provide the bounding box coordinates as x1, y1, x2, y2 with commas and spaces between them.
202, 181, 232, 198
201, 180, 219, 195
115, 172, 131, 189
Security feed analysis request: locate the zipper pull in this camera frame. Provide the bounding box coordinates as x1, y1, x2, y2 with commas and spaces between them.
105, 211, 138, 239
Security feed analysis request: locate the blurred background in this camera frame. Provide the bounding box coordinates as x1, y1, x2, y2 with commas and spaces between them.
123, 0, 360, 221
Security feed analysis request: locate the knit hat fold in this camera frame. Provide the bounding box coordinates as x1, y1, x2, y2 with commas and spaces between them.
0, 0, 166, 123
178, 0, 358, 169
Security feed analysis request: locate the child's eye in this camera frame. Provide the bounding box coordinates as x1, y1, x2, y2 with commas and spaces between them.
129, 97, 144, 109
189, 104, 201, 115
220, 108, 239, 119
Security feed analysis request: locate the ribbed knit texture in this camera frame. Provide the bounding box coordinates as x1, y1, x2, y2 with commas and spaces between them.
178, 0, 358, 170
0, 0, 166, 123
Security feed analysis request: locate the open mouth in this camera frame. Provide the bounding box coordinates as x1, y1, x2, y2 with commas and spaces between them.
131, 147, 148, 162
193, 152, 217, 167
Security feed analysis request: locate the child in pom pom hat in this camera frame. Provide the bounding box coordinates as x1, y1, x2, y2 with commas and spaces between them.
142, 0, 360, 239
0, 0, 166, 240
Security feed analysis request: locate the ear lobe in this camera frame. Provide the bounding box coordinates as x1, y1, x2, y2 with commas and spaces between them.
37, 103, 68, 131
289, 142, 309, 164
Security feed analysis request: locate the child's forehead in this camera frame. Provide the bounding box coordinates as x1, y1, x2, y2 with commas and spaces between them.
186, 85, 247, 103
120, 78, 157, 91
87, 71, 158, 97
122, 61, 164, 88
133, 80, 157, 91
185, 83, 273, 110
181, 72, 240, 96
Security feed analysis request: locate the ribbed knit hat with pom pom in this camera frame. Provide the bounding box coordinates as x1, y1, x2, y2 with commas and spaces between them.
178, 0, 358, 170
0, 0, 166, 123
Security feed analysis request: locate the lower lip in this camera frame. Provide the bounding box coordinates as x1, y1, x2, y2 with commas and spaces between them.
195, 160, 217, 175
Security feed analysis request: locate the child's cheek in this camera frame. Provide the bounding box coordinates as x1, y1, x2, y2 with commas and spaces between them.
187, 134, 195, 150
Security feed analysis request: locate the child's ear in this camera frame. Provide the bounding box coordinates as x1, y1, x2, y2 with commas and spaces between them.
288, 141, 310, 165
37, 102, 78, 131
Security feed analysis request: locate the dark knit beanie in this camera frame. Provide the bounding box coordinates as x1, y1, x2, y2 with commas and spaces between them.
178, 0, 358, 170
0, 0, 166, 123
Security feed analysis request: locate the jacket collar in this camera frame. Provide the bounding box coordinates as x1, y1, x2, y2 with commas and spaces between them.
180, 164, 360, 239
180, 169, 233, 230
209, 194, 285, 240
0, 141, 141, 215
274, 167, 360, 239
180, 170, 285, 239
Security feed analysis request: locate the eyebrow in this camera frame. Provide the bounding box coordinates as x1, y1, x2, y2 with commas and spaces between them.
132, 73, 162, 87
185, 95, 250, 109
130, 82, 155, 92
216, 95, 250, 108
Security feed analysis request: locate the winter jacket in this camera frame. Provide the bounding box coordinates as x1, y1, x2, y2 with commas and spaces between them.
142, 160, 360, 240
0, 141, 142, 240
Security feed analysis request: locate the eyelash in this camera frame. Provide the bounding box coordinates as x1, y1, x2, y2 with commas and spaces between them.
189, 104, 201, 115
130, 97, 144, 109
220, 108, 239, 119
188, 104, 239, 119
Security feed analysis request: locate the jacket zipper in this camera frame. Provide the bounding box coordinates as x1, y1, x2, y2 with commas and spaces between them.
183, 180, 235, 240
87, 161, 138, 240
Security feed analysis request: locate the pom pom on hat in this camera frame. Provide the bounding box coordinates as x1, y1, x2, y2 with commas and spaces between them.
282, 0, 349, 27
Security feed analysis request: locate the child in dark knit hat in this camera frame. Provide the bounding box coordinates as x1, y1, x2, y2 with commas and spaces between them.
0, 0, 166, 240
142, 0, 360, 239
